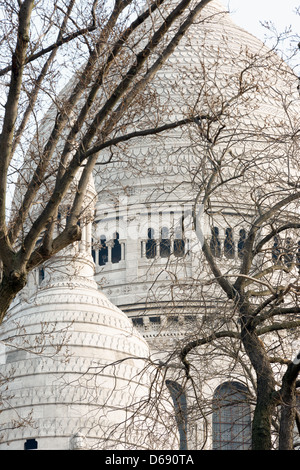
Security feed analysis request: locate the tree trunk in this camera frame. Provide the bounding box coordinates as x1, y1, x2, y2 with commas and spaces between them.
278, 360, 300, 450
279, 391, 296, 450
0, 272, 27, 324
251, 376, 276, 450
241, 322, 276, 450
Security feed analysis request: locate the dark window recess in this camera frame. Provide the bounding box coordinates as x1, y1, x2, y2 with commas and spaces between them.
112, 232, 121, 264
272, 236, 281, 264
132, 317, 143, 326
149, 316, 161, 324
99, 236, 108, 266
210, 227, 221, 257
284, 237, 293, 268
224, 228, 235, 259
166, 380, 188, 450
174, 238, 185, 257
146, 228, 156, 259
238, 229, 246, 259
39, 267, 45, 284
160, 227, 170, 258
24, 438, 38, 450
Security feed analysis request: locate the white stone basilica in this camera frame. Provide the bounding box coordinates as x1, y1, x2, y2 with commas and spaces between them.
0, 0, 299, 450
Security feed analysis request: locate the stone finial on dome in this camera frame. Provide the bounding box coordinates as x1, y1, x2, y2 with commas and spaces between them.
41, 173, 98, 290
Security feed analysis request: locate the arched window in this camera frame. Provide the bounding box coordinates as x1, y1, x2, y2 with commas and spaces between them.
238, 229, 246, 259
224, 228, 235, 259
38, 267, 45, 284
112, 232, 121, 264
99, 235, 108, 266
212, 382, 251, 450
146, 228, 156, 259
174, 227, 185, 257
272, 236, 281, 264
210, 227, 221, 258
284, 237, 293, 268
160, 227, 170, 258
166, 380, 188, 450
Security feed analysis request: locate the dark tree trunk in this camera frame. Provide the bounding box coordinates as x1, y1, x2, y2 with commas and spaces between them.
0, 271, 27, 324
279, 391, 296, 450
278, 360, 300, 450
241, 321, 276, 450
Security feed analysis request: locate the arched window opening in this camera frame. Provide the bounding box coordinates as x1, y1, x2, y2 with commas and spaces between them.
149, 316, 161, 324
38, 267, 45, 284
212, 382, 251, 450
112, 232, 121, 264
210, 227, 221, 258
174, 239, 185, 257
146, 228, 156, 259
99, 235, 108, 266
160, 227, 170, 258
91, 237, 96, 262
272, 236, 281, 264
224, 228, 235, 259
238, 229, 246, 259
132, 317, 143, 327
284, 237, 293, 268
166, 380, 188, 450
174, 228, 185, 257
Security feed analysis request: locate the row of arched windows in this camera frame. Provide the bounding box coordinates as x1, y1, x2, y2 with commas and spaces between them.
210, 228, 300, 270
210, 227, 246, 260
92, 227, 300, 269
91, 228, 186, 266
144, 227, 185, 259
92, 232, 122, 266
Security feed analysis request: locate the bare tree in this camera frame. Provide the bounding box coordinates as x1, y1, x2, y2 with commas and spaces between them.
0, 0, 215, 323
171, 34, 300, 449
95, 8, 300, 449
1, 0, 300, 451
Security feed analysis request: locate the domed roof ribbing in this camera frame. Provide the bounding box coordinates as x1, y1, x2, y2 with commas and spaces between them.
0, 244, 178, 449
0, 177, 177, 449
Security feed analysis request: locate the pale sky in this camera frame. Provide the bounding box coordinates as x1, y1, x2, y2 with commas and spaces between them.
220, 0, 299, 70
221, 0, 299, 39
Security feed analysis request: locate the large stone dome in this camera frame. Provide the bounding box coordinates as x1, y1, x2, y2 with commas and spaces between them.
92, 0, 299, 332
